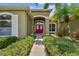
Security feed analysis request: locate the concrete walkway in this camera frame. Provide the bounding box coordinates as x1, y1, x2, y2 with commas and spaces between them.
29, 37, 47, 56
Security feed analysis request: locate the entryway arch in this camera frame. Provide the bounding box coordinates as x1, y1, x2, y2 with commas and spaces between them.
33, 15, 46, 36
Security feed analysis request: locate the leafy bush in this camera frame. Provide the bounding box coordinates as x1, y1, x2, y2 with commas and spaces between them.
56, 37, 75, 54
29, 35, 36, 39
43, 35, 60, 56
72, 29, 79, 40
46, 43, 61, 56
58, 27, 70, 37
43, 35, 78, 56
0, 35, 35, 56
63, 39, 79, 56
51, 34, 59, 39
64, 52, 79, 56
63, 36, 72, 41
0, 36, 17, 49
44, 35, 58, 43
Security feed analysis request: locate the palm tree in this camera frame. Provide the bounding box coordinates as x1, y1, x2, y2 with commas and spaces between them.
44, 3, 79, 37
56, 3, 72, 37
44, 3, 72, 36
44, 3, 63, 34
44, 3, 49, 9
69, 3, 79, 20
53, 3, 62, 33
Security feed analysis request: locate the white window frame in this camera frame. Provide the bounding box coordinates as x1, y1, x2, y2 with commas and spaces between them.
0, 12, 18, 37
49, 23, 57, 34
0, 20, 12, 37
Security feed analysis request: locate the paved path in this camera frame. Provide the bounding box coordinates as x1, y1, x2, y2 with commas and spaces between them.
29, 37, 47, 56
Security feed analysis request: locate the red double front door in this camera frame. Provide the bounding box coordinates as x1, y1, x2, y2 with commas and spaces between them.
35, 24, 43, 33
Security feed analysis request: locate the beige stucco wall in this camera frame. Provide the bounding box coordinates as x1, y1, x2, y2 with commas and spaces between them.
32, 12, 50, 17
27, 13, 33, 35
0, 10, 28, 38
59, 20, 79, 33
45, 19, 49, 34
31, 9, 51, 17
70, 20, 79, 31
0, 7, 52, 37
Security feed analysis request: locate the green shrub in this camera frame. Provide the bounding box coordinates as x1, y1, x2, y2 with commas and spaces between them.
7, 36, 17, 42
29, 35, 36, 39
64, 51, 79, 56
44, 35, 57, 44
43, 35, 60, 56
0, 35, 35, 56
43, 35, 78, 56
63, 36, 72, 41
51, 34, 59, 39
46, 43, 61, 56
0, 36, 17, 49
72, 29, 79, 40
56, 37, 75, 54
73, 42, 79, 55
58, 27, 70, 37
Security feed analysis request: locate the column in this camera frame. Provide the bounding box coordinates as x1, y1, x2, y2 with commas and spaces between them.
45, 19, 49, 35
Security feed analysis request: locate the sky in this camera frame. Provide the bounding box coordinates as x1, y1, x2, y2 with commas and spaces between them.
0, 3, 44, 9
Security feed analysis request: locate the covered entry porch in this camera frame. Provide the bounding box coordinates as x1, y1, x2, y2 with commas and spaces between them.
27, 15, 49, 36
32, 16, 49, 36
27, 9, 52, 36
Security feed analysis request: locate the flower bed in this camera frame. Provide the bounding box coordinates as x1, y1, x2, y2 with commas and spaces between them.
0, 35, 35, 56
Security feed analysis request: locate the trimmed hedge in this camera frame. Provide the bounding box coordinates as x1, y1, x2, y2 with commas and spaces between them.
0, 36, 17, 49
43, 35, 61, 56
0, 35, 35, 56
43, 35, 79, 56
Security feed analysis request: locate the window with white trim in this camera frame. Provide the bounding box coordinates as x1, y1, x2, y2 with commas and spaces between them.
49, 24, 56, 33
0, 14, 12, 36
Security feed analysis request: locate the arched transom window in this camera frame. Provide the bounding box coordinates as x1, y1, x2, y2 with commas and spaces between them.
0, 14, 12, 36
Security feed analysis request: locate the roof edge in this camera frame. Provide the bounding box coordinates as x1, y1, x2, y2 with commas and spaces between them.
31, 9, 52, 12
0, 6, 29, 11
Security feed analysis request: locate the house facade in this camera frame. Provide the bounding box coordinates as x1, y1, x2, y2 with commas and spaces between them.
0, 6, 79, 38
0, 6, 57, 38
